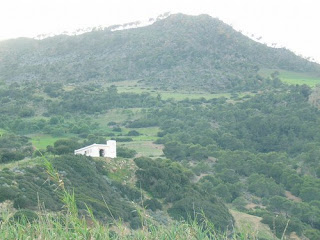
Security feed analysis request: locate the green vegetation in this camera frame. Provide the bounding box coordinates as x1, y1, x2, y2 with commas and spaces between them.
260, 68, 320, 87
1, 13, 320, 239
1, 77, 320, 238
1, 14, 319, 92
0, 210, 262, 239
30, 134, 68, 149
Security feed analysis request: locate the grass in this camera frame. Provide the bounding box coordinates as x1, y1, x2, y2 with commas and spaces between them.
0, 157, 42, 171
104, 79, 234, 100
0, 128, 7, 136
259, 68, 320, 87
29, 134, 68, 149
117, 86, 232, 100
95, 108, 143, 128
104, 157, 136, 182
127, 127, 160, 141
119, 141, 163, 158
230, 209, 276, 240
279, 70, 320, 87
0, 210, 253, 240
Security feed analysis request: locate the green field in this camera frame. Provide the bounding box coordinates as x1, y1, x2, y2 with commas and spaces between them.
0, 128, 7, 136
104, 80, 232, 100
119, 141, 163, 157
260, 68, 320, 87
117, 86, 232, 100
130, 127, 160, 141
95, 108, 143, 128
29, 134, 68, 149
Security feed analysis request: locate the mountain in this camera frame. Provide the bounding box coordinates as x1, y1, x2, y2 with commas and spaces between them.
0, 14, 319, 91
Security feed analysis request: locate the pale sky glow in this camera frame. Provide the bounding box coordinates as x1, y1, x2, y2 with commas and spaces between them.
0, 0, 319, 63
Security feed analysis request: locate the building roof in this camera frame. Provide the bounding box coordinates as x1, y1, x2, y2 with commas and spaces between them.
74, 143, 110, 152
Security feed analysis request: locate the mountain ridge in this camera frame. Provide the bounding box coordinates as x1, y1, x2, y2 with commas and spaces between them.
0, 13, 319, 91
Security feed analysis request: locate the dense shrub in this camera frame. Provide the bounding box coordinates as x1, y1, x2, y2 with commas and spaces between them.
168, 196, 233, 232
112, 181, 141, 202
112, 137, 133, 142
134, 157, 233, 230
144, 198, 162, 211
0, 186, 18, 202
117, 147, 137, 158
127, 130, 140, 136
0, 150, 25, 163
47, 139, 81, 155
11, 209, 38, 223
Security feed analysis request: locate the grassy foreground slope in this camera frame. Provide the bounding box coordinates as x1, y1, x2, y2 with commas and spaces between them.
0, 158, 263, 240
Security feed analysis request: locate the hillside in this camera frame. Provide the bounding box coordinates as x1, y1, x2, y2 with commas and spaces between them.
0, 14, 319, 91
1, 13, 320, 239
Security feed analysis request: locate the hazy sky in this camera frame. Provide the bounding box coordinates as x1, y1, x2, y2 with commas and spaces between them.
1, 0, 319, 63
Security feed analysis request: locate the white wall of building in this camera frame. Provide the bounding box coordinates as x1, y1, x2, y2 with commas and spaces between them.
106, 140, 117, 158
74, 140, 117, 158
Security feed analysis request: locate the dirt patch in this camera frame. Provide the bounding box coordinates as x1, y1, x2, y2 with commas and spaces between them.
245, 203, 258, 210
192, 173, 209, 183
289, 232, 301, 240
245, 202, 266, 210
285, 191, 302, 202
0, 200, 15, 214
230, 209, 276, 239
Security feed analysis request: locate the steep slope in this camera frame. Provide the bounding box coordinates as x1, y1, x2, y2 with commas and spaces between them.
0, 14, 319, 91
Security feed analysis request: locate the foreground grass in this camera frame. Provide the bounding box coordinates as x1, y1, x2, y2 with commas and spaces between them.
0, 208, 259, 240
0, 157, 262, 240
0, 216, 233, 240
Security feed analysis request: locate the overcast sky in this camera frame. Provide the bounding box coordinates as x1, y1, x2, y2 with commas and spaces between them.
1, 0, 319, 63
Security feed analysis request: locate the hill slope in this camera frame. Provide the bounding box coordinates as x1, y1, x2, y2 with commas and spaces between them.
0, 14, 319, 91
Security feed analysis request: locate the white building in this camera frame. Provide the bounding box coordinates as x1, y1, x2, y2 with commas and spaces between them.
74, 140, 116, 158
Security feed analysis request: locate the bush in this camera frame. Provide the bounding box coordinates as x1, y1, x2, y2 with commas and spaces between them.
127, 130, 140, 136
144, 198, 162, 211
19, 108, 35, 118
11, 209, 38, 223
47, 139, 80, 155
168, 196, 233, 232
112, 182, 141, 202
130, 216, 142, 230
13, 195, 34, 209
117, 147, 137, 158
232, 197, 247, 211
112, 127, 122, 132
304, 229, 320, 240
0, 186, 17, 202
112, 137, 133, 142
261, 214, 304, 237
0, 150, 25, 163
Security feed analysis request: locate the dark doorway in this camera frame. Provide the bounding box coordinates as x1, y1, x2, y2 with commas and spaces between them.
99, 149, 104, 157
